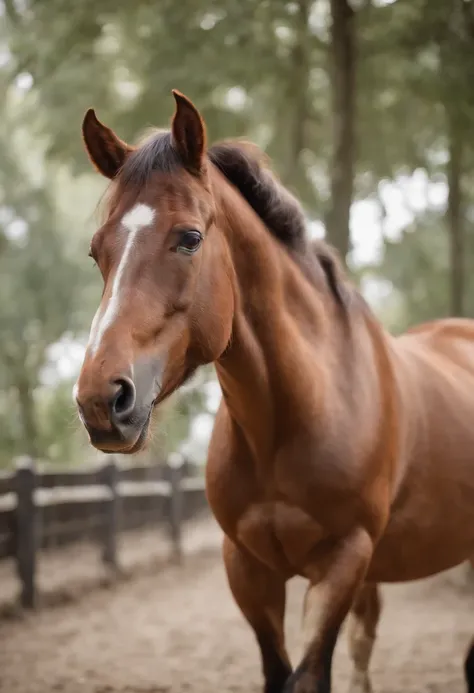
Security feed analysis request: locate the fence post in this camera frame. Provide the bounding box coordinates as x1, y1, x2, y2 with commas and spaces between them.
15, 456, 37, 609
167, 452, 184, 564
101, 457, 119, 572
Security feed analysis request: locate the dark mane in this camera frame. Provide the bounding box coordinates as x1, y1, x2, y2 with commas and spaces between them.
207, 144, 352, 313
117, 130, 350, 309
208, 141, 308, 253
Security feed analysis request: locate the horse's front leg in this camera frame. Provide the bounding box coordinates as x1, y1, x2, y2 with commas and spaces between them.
346, 583, 381, 693
223, 535, 292, 693
285, 528, 373, 693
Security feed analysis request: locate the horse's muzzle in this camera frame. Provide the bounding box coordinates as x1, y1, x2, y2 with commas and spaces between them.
75, 358, 162, 454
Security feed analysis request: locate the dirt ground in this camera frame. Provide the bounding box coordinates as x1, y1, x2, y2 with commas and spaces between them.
1, 517, 474, 693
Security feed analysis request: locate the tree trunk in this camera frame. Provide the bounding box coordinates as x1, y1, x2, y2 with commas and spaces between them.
2, 348, 41, 459
285, 0, 311, 185
446, 114, 464, 317
277, 0, 311, 193
326, 0, 356, 264
16, 378, 40, 459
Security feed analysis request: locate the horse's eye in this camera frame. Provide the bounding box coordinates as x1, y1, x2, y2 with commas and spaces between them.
176, 230, 203, 255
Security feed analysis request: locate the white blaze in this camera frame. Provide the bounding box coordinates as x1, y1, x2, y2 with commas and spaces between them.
88, 203, 155, 355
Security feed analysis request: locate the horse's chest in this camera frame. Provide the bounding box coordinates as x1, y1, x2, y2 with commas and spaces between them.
235, 501, 325, 575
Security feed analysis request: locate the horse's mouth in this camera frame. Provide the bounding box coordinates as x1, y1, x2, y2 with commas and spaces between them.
95, 407, 153, 456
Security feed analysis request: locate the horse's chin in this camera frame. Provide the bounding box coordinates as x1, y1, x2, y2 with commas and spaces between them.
122, 418, 152, 455
127, 406, 156, 454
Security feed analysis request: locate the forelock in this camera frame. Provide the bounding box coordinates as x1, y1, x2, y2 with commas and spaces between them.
119, 130, 181, 186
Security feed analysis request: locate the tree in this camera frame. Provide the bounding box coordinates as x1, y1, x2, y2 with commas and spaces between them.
325, 0, 355, 261
0, 126, 82, 459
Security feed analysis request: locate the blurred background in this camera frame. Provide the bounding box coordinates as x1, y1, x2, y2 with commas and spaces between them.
1, 2, 474, 691
0, 0, 473, 470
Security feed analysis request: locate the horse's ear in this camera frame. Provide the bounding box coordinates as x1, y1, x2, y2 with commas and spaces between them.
171, 90, 206, 174
82, 109, 133, 179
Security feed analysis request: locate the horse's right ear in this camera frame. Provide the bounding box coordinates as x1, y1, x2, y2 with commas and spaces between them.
82, 109, 133, 179
171, 90, 206, 174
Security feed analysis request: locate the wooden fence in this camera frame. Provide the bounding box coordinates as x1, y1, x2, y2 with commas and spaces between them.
0, 453, 207, 609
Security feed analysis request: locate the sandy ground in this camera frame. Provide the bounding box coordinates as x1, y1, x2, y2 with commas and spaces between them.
1, 517, 474, 693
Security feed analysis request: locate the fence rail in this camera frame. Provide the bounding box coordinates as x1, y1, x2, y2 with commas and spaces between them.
0, 454, 207, 609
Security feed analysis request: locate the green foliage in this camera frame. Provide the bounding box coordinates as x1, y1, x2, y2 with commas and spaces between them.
364, 211, 451, 333
0, 119, 86, 459
36, 379, 87, 465
3, 0, 332, 213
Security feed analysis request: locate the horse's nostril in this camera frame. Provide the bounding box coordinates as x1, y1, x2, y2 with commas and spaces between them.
111, 377, 136, 422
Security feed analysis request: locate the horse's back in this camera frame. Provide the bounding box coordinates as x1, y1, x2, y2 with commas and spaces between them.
397, 314, 474, 377
396, 317, 474, 408
394, 316, 474, 470
372, 317, 474, 581
402, 316, 474, 351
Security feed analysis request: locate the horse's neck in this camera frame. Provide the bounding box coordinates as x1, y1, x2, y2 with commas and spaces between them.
213, 182, 346, 463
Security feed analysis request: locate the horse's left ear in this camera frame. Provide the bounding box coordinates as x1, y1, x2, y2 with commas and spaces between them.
82, 109, 133, 179
171, 90, 206, 174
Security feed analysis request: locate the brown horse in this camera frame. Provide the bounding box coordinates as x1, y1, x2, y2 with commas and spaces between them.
75, 90, 474, 693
